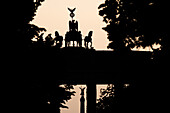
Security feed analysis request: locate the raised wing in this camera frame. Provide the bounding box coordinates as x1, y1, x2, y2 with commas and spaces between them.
68, 7, 76, 13
72, 8, 76, 12
68, 8, 72, 12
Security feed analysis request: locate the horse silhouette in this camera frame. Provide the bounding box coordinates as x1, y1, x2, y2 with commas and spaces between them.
84, 31, 93, 49
45, 34, 54, 47
54, 31, 63, 48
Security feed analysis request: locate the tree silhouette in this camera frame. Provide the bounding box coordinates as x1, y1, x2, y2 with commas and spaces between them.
14, 0, 46, 48
98, 0, 169, 53
96, 84, 135, 113
98, 0, 140, 51
43, 84, 75, 113
96, 84, 115, 113
138, 1, 169, 55
28, 81, 75, 113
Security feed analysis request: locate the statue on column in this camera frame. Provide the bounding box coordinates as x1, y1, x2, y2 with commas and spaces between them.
80, 87, 86, 113
80, 87, 85, 96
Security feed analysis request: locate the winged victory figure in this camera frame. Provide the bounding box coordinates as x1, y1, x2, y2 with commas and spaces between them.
68, 8, 76, 18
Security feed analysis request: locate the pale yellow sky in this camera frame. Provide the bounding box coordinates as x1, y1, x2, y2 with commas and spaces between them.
31, 0, 109, 50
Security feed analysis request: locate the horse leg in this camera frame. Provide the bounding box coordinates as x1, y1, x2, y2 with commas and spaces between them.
76, 41, 78, 47
68, 41, 70, 47
77, 41, 79, 47
66, 41, 69, 47
65, 41, 67, 47
84, 41, 86, 48
80, 40, 82, 47
68, 41, 69, 47
61, 41, 63, 47
73, 41, 75, 47
87, 42, 89, 49
90, 41, 92, 48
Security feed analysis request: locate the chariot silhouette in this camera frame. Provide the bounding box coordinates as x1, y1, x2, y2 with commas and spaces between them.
65, 8, 93, 48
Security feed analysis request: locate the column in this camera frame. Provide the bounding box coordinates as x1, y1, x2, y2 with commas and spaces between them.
87, 83, 96, 113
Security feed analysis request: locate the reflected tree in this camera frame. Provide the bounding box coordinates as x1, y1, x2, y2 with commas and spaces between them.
96, 84, 135, 113
96, 84, 116, 113
29, 82, 75, 113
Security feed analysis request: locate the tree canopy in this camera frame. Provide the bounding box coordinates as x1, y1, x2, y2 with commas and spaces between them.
28, 81, 75, 113
14, 0, 46, 48
98, 0, 169, 53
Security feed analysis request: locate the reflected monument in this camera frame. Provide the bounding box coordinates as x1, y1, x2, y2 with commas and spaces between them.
80, 87, 86, 113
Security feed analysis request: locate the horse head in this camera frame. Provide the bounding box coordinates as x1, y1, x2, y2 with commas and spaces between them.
88, 31, 93, 37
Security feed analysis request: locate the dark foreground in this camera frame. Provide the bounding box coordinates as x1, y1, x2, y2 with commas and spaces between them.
8, 47, 169, 113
